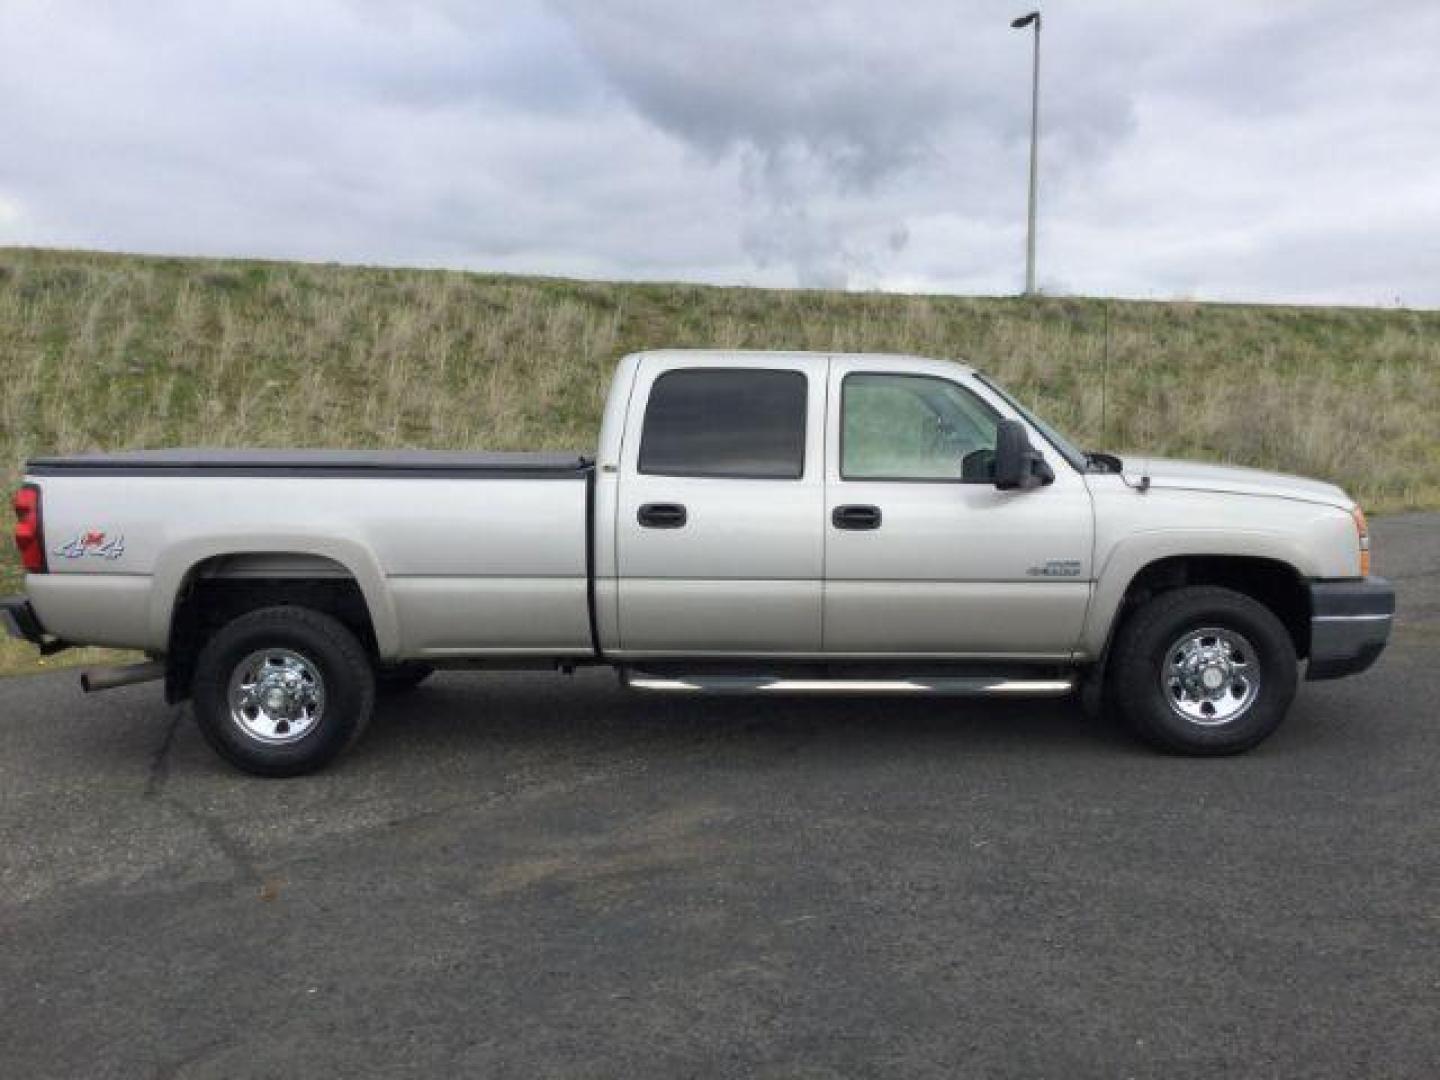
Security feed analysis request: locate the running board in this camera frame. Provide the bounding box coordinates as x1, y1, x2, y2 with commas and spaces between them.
623, 672, 1075, 697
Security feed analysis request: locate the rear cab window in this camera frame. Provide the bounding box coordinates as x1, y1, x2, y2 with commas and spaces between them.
639, 368, 808, 479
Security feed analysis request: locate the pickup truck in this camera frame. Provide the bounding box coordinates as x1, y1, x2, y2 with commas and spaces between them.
5, 350, 1394, 775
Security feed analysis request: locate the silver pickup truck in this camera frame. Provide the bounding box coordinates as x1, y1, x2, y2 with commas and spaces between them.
5, 350, 1393, 775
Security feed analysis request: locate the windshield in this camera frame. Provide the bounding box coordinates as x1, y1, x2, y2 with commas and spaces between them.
974, 372, 1089, 473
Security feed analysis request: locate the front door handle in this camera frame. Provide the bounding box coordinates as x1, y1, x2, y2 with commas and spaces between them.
638, 502, 687, 529
832, 504, 882, 530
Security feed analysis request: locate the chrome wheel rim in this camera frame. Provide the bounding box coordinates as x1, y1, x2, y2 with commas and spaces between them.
1162, 626, 1260, 726
227, 649, 325, 745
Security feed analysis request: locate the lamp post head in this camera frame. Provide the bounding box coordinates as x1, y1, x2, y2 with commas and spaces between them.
1011, 11, 1040, 29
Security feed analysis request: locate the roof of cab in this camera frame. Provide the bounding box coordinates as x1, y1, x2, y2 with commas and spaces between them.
625, 349, 975, 375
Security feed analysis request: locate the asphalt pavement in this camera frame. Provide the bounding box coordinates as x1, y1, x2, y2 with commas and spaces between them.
2, 514, 1436, 1079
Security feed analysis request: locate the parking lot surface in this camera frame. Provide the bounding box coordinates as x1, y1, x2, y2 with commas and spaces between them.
2, 515, 1437, 1078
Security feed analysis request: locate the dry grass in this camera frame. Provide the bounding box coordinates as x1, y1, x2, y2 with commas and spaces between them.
0, 640, 138, 678
3, 246, 1438, 604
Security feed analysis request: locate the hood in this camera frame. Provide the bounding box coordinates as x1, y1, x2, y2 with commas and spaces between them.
1121, 457, 1354, 509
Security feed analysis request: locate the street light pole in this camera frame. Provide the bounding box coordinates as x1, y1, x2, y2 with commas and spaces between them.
1011, 11, 1041, 296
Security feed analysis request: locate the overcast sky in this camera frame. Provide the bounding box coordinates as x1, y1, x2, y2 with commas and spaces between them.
1, 0, 1437, 306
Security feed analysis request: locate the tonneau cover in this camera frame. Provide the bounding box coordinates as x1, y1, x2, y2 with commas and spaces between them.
26, 448, 593, 479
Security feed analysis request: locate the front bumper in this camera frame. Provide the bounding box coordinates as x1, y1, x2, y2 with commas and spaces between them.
1307, 577, 1395, 681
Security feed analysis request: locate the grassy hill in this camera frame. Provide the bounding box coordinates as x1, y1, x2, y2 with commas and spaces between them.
3, 245, 1438, 607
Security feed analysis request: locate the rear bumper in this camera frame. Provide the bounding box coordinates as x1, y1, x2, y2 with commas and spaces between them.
1307, 577, 1395, 681
2, 594, 47, 646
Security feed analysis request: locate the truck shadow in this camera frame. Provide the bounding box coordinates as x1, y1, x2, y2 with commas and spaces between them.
354, 662, 1395, 770
358, 670, 1141, 764
28, 657, 1387, 786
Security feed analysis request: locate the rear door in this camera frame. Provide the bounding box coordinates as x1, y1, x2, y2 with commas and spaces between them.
615, 355, 826, 655
822, 357, 1094, 658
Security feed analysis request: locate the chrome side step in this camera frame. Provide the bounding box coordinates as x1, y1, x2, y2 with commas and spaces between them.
623, 672, 1075, 697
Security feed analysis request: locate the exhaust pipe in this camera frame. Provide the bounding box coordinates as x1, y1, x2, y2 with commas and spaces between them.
81, 660, 166, 694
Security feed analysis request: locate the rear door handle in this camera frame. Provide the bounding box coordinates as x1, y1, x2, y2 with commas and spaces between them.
638, 502, 687, 529
832, 504, 882, 530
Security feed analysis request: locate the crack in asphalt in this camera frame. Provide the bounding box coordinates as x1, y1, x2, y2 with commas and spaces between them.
133, 710, 664, 894
143, 707, 183, 799
143, 708, 263, 889
331, 755, 657, 850
162, 797, 265, 889
151, 1035, 240, 1080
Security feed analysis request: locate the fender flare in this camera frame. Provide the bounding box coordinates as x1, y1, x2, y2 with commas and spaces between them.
1082, 528, 1318, 658
148, 534, 400, 659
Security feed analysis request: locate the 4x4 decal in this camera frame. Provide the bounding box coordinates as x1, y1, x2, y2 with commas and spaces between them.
54, 530, 126, 561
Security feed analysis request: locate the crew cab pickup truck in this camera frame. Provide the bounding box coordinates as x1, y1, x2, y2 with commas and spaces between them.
5, 350, 1394, 775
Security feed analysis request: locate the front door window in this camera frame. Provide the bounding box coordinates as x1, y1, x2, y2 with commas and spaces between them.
841, 373, 999, 482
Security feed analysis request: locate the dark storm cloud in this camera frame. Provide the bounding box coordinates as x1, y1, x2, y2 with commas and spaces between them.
0, 0, 1436, 304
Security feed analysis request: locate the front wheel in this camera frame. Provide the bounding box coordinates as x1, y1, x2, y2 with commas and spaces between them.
1108, 586, 1298, 755
192, 606, 376, 776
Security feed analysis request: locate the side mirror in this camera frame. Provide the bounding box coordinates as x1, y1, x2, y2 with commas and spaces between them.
993, 419, 1054, 491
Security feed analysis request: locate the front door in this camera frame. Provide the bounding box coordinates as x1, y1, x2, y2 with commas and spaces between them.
822, 358, 1094, 659
615, 355, 827, 655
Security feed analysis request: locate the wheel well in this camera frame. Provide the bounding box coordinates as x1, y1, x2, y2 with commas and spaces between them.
165, 554, 378, 703
1112, 556, 1311, 660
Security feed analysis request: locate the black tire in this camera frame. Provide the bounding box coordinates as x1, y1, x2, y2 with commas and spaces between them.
1108, 586, 1297, 756
375, 661, 434, 695
192, 606, 376, 777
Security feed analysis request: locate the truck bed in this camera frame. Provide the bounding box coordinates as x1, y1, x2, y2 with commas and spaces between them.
22, 448, 597, 658
26, 449, 593, 479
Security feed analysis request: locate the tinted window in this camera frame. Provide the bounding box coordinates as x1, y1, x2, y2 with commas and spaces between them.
639, 369, 807, 479
842, 373, 998, 481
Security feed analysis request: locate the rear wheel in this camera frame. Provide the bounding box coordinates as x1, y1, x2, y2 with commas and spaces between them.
192, 606, 375, 776
1108, 586, 1297, 755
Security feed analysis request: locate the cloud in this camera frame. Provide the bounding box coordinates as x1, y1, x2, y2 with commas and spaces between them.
549, 0, 1133, 286
0, 0, 1436, 305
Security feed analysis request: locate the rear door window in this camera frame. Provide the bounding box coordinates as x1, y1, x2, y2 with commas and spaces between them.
639, 369, 808, 479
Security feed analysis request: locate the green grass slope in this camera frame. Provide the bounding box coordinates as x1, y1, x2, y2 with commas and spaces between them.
4, 245, 1438, 604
